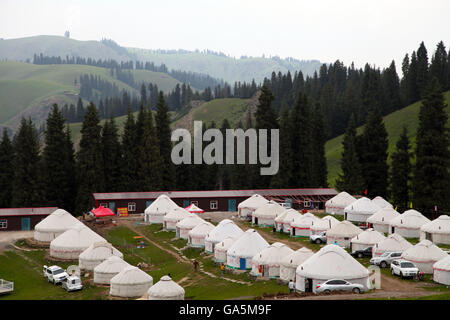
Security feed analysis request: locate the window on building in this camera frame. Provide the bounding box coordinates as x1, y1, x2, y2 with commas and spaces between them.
191, 201, 198, 206
303, 201, 311, 208
210, 201, 218, 210
128, 202, 136, 212
0, 219, 7, 229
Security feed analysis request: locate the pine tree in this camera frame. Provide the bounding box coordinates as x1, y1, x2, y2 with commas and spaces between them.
0, 129, 14, 207
311, 102, 328, 187
11, 118, 42, 207
155, 92, 175, 190
430, 41, 448, 90
416, 42, 430, 98
336, 114, 365, 194
412, 78, 450, 214
75, 102, 104, 215
390, 126, 412, 212
270, 105, 292, 188
121, 107, 138, 191
101, 117, 123, 192
63, 125, 77, 213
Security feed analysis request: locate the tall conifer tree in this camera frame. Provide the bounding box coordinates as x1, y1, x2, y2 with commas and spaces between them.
0, 129, 14, 207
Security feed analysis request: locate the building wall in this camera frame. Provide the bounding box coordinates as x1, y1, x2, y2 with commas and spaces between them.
0, 214, 48, 231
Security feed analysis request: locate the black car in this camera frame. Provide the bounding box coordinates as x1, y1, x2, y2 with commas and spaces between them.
351, 246, 373, 258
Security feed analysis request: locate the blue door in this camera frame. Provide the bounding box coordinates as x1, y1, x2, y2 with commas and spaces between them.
108, 202, 116, 214
146, 200, 153, 209
21, 217, 30, 231
183, 200, 189, 207
228, 199, 236, 212
239, 258, 246, 270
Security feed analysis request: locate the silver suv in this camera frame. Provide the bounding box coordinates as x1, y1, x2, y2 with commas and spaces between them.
369, 251, 402, 268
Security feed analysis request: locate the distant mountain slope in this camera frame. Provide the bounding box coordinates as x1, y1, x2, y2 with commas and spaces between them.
325, 91, 450, 187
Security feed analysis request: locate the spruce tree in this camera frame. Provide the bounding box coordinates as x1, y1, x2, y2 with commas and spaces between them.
412, 79, 449, 214
63, 125, 77, 213
311, 102, 328, 187
121, 107, 138, 191
101, 117, 123, 192
270, 105, 292, 188
75, 103, 104, 215
390, 126, 412, 212
0, 129, 14, 207
336, 114, 365, 194
416, 41, 430, 98
430, 41, 448, 90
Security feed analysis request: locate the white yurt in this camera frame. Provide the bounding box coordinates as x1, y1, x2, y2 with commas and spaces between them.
50, 224, 106, 260
147, 276, 185, 300
310, 215, 340, 235
79, 241, 123, 271
163, 207, 193, 231
295, 244, 370, 293
326, 220, 363, 248
175, 215, 205, 239
214, 236, 239, 263
420, 215, 450, 245
344, 197, 381, 223
238, 194, 269, 219
325, 191, 357, 215
188, 222, 215, 248
250, 242, 294, 278
279, 247, 314, 283
371, 196, 393, 209
372, 233, 413, 256
226, 229, 269, 270
252, 200, 286, 227
144, 194, 179, 224
350, 228, 386, 253
94, 255, 130, 285
110, 266, 154, 298
433, 256, 450, 286
290, 213, 319, 237
389, 209, 431, 238
34, 209, 82, 242
401, 240, 448, 274
274, 209, 302, 233
367, 207, 400, 234
204, 219, 244, 253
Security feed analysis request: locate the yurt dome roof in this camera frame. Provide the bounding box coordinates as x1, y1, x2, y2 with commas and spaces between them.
164, 207, 193, 221
421, 215, 450, 234
94, 256, 129, 274
297, 244, 369, 279
110, 266, 153, 285
145, 194, 179, 214
344, 197, 381, 214
215, 236, 239, 251
227, 229, 269, 258
433, 256, 450, 272
35, 209, 81, 232
253, 201, 286, 218
367, 207, 400, 224
401, 239, 448, 263
351, 228, 386, 245
176, 215, 205, 229
281, 247, 314, 268
238, 194, 269, 210
327, 220, 363, 238
252, 242, 294, 266
79, 241, 123, 261
390, 209, 431, 228
188, 222, 215, 237
51, 224, 106, 249
205, 219, 244, 242
275, 209, 302, 224
291, 213, 319, 228
326, 192, 357, 207
311, 215, 340, 231
147, 276, 185, 299
374, 233, 413, 252
371, 196, 393, 209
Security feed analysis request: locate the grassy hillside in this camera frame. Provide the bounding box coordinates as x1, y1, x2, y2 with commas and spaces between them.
0, 61, 184, 131
325, 91, 450, 187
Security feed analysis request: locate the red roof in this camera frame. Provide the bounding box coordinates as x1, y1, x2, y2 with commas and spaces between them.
91, 205, 115, 217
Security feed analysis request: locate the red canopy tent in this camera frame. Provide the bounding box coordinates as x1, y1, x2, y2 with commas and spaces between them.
91, 205, 115, 217
184, 203, 205, 214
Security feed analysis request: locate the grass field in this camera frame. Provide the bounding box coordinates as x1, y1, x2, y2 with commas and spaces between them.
325, 90, 450, 186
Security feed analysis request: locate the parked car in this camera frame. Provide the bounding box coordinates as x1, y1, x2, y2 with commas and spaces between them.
43, 265, 69, 284
369, 251, 402, 268
61, 276, 83, 292
390, 260, 419, 279
315, 279, 365, 294
351, 246, 373, 258
310, 231, 327, 244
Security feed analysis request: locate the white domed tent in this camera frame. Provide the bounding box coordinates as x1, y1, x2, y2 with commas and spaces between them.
310, 215, 340, 235
50, 224, 106, 260
144, 194, 179, 224
401, 240, 448, 273
295, 244, 369, 293
147, 276, 185, 300
238, 194, 269, 219
371, 196, 393, 209
94, 255, 130, 285
350, 228, 386, 253
163, 207, 193, 231
175, 215, 205, 239
204, 219, 244, 253
214, 236, 239, 263
110, 266, 153, 298
279, 247, 314, 283
367, 207, 400, 233
344, 197, 381, 223
326, 220, 363, 248
372, 233, 413, 256
420, 215, 450, 245
389, 209, 431, 238
79, 242, 123, 271
226, 229, 269, 270
325, 192, 357, 215
252, 201, 286, 227
188, 222, 215, 248
433, 256, 450, 286
34, 209, 82, 242
250, 242, 294, 278
290, 213, 319, 237
274, 209, 302, 233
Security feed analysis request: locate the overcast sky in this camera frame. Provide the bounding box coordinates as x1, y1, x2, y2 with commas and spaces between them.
1, 0, 449, 69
